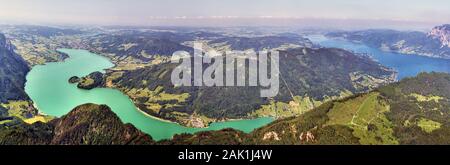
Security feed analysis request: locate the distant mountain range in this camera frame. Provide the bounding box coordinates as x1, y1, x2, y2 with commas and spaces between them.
326, 24, 450, 59
85, 31, 314, 62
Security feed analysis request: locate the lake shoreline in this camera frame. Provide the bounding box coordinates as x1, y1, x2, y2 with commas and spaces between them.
24, 48, 274, 140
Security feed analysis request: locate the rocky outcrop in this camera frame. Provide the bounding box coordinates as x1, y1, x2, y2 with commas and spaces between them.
0, 33, 30, 103
76, 72, 104, 90
428, 24, 450, 48
0, 104, 154, 145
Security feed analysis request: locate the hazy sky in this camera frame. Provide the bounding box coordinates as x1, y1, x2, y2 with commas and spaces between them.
1, 0, 449, 28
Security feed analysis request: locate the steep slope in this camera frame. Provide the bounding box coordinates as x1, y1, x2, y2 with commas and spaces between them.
0, 33, 30, 103
326, 27, 450, 59
0, 73, 448, 145
0, 104, 154, 145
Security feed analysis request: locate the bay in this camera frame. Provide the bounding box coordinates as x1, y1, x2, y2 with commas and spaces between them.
307, 35, 450, 80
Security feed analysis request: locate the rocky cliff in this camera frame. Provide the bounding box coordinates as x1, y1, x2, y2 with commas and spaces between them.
428, 24, 450, 48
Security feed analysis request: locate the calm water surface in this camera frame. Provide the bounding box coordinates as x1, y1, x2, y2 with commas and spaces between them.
25, 49, 273, 141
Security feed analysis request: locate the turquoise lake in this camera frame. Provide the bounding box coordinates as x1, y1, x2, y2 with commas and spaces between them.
307, 35, 450, 80
24, 49, 273, 141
